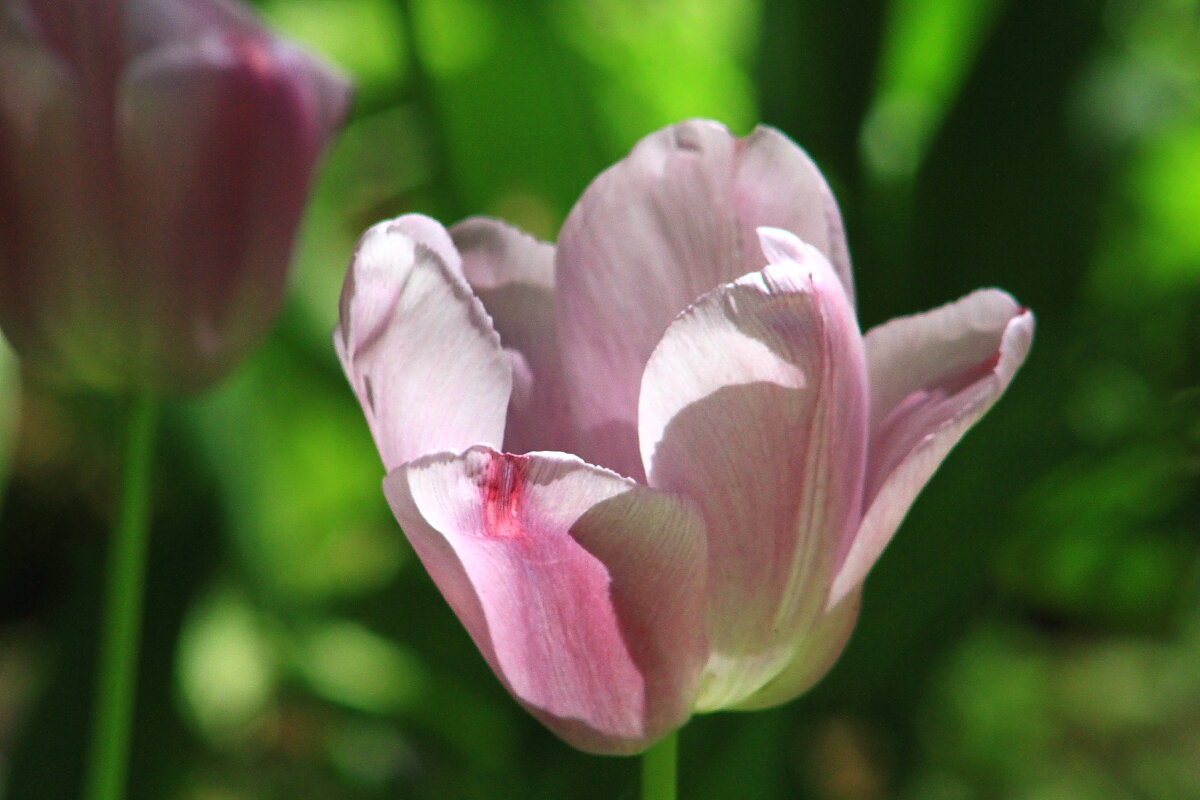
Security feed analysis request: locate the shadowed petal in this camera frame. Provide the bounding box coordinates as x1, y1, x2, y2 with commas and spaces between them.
335, 216, 511, 471
556, 119, 851, 480
384, 447, 708, 754
451, 217, 574, 455
727, 589, 861, 711
639, 229, 868, 710
829, 290, 1034, 607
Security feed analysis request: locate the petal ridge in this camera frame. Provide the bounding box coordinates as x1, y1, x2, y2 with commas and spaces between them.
638, 236, 868, 709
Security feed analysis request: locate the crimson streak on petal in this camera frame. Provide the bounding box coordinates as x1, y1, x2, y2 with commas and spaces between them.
483, 453, 528, 540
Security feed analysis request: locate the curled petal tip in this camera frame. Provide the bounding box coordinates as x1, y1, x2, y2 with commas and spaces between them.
750, 229, 856, 320
383, 213, 461, 271
339, 214, 466, 353
337, 222, 416, 352
757, 226, 818, 267
827, 289, 1034, 609
334, 222, 510, 471
755, 227, 845, 292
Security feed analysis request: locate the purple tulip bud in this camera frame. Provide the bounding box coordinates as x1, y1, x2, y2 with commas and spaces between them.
335, 119, 1034, 754
0, 0, 351, 393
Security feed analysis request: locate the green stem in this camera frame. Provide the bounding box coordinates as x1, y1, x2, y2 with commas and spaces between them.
392, 0, 465, 216
641, 731, 678, 800
85, 392, 158, 800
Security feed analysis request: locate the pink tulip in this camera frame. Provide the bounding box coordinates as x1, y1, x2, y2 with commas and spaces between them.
335, 119, 1034, 754
0, 0, 350, 393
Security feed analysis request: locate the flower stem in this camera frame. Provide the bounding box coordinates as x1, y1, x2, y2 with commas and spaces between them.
84, 392, 158, 800
641, 731, 678, 800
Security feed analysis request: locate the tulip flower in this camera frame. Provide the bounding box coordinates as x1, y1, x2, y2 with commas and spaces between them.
0, 0, 351, 393
336, 119, 1033, 755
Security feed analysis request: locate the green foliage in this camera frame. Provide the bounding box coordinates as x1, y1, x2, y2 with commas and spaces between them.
1, 0, 1198, 797
0, 336, 16, 502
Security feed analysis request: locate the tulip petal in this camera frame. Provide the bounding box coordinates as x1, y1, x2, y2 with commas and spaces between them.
125, 0, 261, 54
335, 217, 512, 471
733, 127, 854, 303
639, 229, 868, 709
556, 119, 851, 480
119, 28, 350, 388
828, 290, 1034, 608
12, 0, 125, 116
384, 447, 708, 754
727, 589, 861, 711
451, 217, 575, 455
0, 21, 126, 388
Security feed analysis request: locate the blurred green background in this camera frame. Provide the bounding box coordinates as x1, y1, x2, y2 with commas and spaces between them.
2, 0, 1199, 797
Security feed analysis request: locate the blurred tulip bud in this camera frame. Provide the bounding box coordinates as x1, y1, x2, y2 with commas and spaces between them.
0, 0, 351, 393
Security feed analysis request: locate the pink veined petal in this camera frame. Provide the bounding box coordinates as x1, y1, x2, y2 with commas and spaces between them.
451, 217, 575, 455
556, 119, 851, 481
334, 216, 511, 471
727, 588, 862, 712
828, 290, 1035, 608
638, 228, 869, 711
384, 446, 708, 755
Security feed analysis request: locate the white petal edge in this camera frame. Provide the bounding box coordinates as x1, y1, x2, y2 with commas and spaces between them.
334, 216, 510, 471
